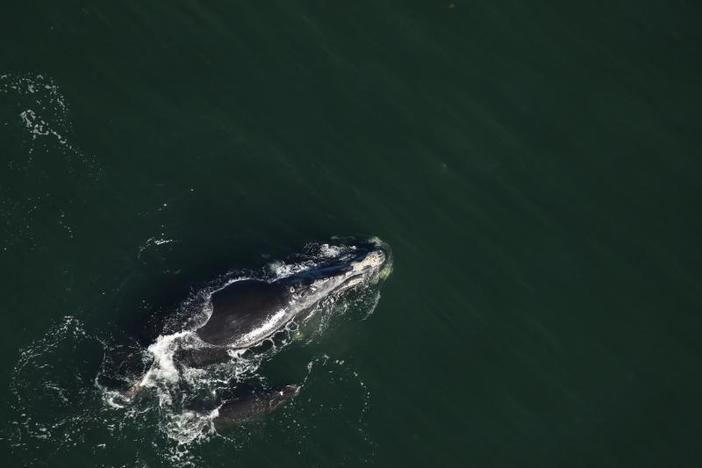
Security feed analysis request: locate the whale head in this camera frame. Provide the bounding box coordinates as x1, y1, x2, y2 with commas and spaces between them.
284, 237, 393, 303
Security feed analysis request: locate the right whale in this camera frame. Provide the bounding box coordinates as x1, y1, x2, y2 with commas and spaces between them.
123, 238, 392, 428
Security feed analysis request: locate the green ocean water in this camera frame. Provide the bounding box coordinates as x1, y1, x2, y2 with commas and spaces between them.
1, 1, 701, 466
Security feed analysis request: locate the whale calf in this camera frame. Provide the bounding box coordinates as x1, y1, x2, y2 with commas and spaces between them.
213, 384, 301, 429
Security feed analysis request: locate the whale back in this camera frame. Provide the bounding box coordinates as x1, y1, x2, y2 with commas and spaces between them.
196, 279, 291, 347
213, 385, 300, 428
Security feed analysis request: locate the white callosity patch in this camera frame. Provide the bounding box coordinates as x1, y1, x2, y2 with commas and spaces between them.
268, 260, 307, 277
319, 243, 348, 258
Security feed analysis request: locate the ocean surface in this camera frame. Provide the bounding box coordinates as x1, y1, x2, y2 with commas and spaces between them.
1, 1, 701, 467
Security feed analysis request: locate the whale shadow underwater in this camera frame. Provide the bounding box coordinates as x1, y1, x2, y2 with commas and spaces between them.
98, 237, 392, 431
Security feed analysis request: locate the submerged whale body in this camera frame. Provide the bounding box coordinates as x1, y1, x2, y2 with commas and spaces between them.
118, 238, 392, 429
213, 384, 301, 429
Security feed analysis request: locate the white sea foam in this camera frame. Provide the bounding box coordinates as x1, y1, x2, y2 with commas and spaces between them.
139, 331, 192, 388
0, 73, 94, 166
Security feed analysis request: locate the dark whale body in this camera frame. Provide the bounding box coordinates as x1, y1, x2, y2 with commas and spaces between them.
213, 385, 301, 429
175, 279, 294, 369
197, 279, 291, 346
